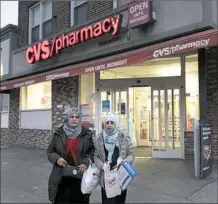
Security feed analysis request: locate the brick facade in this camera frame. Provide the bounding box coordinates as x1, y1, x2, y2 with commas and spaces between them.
87, 1, 113, 19
52, 1, 71, 35
18, 1, 39, 47
52, 77, 79, 131
17, 1, 113, 48
1, 0, 217, 164
184, 131, 194, 160
184, 47, 218, 163
0, 77, 79, 149
206, 47, 218, 163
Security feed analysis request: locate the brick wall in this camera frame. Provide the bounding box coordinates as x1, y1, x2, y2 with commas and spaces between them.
52, 1, 71, 35
87, 0, 113, 19
17, 1, 113, 48
184, 47, 218, 163
184, 131, 194, 160
0, 129, 10, 147
18, 1, 38, 47
52, 77, 79, 131
0, 77, 79, 149
206, 47, 218, 163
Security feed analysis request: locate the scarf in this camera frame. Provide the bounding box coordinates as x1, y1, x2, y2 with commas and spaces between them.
63, 107, 82, 139
103, 113, 119, 163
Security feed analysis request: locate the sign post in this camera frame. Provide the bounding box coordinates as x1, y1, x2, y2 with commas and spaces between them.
200, 121, 212, 178
194, 120, 212, 179
194, 120, 201, 178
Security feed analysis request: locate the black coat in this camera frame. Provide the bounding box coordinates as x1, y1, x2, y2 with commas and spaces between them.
46, 126, 95, 203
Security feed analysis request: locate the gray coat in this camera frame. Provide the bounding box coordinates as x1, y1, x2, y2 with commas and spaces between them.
94, 131, 135, 188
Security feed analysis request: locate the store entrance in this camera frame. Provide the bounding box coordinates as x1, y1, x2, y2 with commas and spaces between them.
99, 86, 182, 158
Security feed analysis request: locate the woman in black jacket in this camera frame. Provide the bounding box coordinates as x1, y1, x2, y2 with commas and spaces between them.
46, 108, 95, 204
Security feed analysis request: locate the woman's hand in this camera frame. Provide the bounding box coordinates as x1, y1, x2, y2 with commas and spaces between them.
57, 158, 68, 167
78, 164, 87, 174
112, 157, 123, 169
112, 163, 122, 170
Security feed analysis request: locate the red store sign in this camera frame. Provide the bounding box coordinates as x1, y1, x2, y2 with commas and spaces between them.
1, 29, 217, 91
128, 0, 152, 28
25, 14, 122, 64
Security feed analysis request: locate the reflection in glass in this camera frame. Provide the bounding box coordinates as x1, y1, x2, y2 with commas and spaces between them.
174, 89, 180, 148
160, 90, 165, 150
20, 81, 51, 110
153, 90, 159, 150
168, 90, 173, 149
185, 54, 199, 130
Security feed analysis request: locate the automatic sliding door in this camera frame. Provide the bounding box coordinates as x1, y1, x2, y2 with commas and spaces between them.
151, 87, 182, 158
99, 88, 128, 134
168, 89, 181, 150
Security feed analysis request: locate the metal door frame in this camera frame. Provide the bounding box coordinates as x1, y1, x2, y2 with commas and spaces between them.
151, 86, 183, 158
96, 87, 129, 135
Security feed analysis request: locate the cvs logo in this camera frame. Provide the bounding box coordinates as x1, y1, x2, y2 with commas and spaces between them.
109, 177, 116, 185
25, 40, 50, 64
153, 47, 171, 58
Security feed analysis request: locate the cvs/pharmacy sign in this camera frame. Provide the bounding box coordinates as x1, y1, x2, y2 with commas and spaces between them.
25, 14, 122, 64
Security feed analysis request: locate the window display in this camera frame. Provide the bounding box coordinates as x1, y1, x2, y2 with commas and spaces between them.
20, 81, 51, 110
80, 73, 95, 129
185, 54, 199, 130
0, 94, 9, 112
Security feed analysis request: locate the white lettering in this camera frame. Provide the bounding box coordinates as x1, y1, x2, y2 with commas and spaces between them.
24, 80, 35, 85
153, 39, 210, 58
106, 59, 128, 68
0, 86, 6, 90
85, 67, 95, 73
14, 82, 24, 88
130, 1, 148, 13
84, 59, 128, 74
129, 15, 148, 24
46, 72, 69, 80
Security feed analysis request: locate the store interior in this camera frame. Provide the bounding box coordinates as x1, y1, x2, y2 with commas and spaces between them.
80, 54, 199, 157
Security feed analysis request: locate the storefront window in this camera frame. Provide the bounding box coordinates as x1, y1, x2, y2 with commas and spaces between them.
100, 57, 181, 79
185, 54, 199, 130
0, 94, 9, 128
80, 73, 95, 129
20, 81, 51, 110
0, 94, 9, 112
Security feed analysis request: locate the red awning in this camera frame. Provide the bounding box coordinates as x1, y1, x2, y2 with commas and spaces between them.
1, 29, 217, 91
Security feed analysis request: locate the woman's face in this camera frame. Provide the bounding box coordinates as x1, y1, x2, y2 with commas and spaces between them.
105, 120, 115, 133
68, 114, 80, 127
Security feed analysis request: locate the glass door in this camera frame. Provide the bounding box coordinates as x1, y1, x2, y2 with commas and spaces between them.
151, 88, 182, 158
99, 88, 129, 134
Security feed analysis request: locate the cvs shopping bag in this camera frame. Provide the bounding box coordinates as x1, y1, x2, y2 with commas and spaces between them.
81, 160, 100, 194
104, 164, 121, 198
118, 161, 137, 190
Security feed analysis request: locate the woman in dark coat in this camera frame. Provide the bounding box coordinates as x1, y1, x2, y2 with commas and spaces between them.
46, 108, 95, 204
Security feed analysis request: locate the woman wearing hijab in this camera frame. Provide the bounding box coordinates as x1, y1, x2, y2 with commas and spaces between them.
46, 107, 95, 204
94, 113, 135, 204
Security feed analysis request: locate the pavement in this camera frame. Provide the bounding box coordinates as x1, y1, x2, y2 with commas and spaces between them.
1, 147, 217, 203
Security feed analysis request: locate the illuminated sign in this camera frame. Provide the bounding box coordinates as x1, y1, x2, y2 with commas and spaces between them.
25, 14, 122, 64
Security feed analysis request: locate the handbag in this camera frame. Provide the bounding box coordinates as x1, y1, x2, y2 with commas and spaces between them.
62, 165, 82, 179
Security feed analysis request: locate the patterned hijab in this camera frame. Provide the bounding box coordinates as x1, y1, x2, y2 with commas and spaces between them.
63, 107, 82, 140
103, 113, 120, 163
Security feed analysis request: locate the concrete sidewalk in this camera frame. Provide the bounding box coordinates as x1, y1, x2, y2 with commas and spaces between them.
1, 148, 217, 203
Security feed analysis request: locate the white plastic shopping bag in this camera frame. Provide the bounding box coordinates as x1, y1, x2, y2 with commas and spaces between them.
81, 161, 100, 194
104, 163, 121, 198
118, 161, 137, 190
